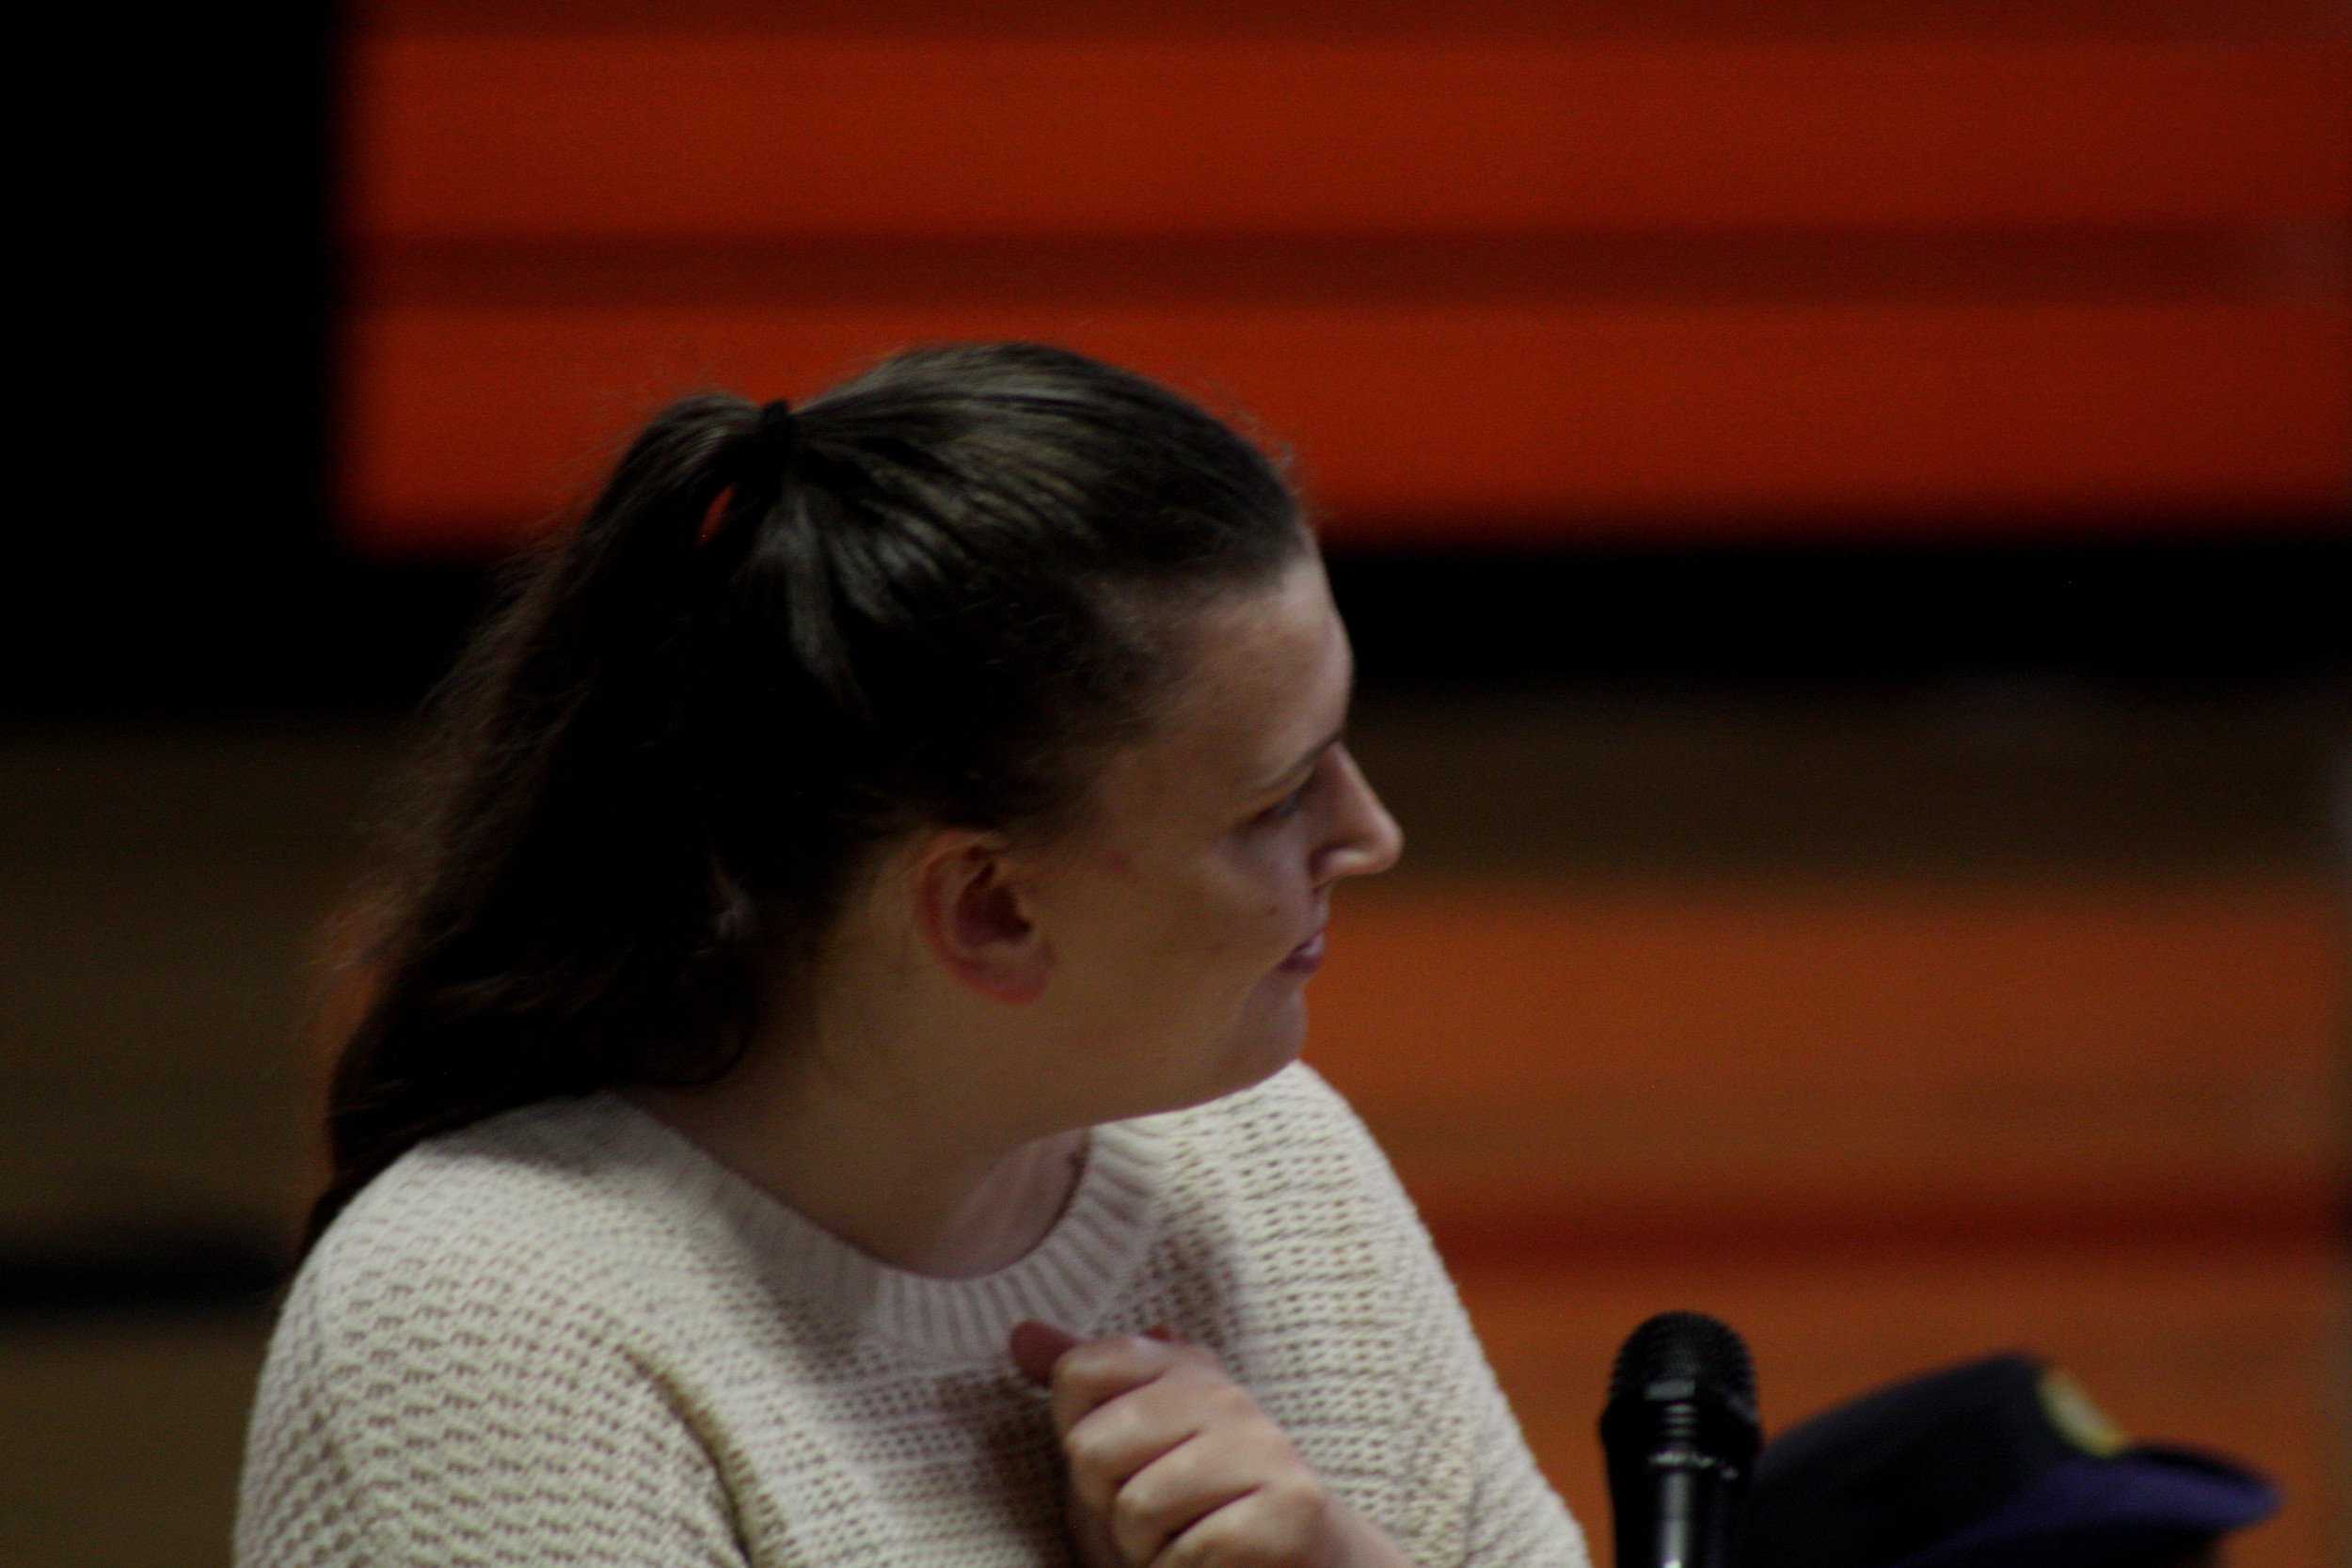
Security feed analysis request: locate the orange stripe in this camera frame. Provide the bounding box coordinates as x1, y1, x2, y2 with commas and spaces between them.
356, 0, 2352, 32
1303, 876, 2348, 1216
1420, 1183, 2343, 1272
349, 38, 2352, 239
1311, 878, 2344, 1087
340, 298, 2352, 551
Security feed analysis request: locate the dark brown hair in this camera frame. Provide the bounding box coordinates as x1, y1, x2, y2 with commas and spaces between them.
309, 342, 1309, 1253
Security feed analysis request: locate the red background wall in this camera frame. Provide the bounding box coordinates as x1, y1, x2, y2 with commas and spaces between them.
339, 1, 2350, 555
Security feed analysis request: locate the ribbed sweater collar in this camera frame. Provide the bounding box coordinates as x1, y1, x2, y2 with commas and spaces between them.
568, 1090, 1169, 1367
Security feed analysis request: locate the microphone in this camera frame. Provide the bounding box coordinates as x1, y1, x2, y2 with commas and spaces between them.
1599, 1310, 1761, 1568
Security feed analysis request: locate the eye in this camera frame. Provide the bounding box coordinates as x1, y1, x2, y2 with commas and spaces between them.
1253, 756, 1327, 827
1255, 782, 1312, 826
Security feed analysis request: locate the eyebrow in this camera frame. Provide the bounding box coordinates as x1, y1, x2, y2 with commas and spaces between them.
1252, 723, 1347, 796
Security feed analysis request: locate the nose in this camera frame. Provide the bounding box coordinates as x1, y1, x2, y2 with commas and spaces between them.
1313, 746, 1404, 886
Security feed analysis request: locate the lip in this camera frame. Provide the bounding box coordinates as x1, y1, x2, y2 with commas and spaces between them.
1278, 928, 1327, 974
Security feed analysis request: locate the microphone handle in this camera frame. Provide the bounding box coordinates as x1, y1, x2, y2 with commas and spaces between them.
1653, 1469, 1695, 1568
1614, 1440, 1743, 1568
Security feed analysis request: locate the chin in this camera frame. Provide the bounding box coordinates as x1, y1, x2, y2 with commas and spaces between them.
1215, 990, 1309, 1097
1123, 987, 1308, 1121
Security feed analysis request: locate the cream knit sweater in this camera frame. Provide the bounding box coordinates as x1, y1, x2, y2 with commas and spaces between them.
235, 1061, 1588, 1567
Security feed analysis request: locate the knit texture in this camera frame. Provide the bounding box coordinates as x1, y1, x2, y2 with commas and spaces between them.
236, 1062, 1588, 1567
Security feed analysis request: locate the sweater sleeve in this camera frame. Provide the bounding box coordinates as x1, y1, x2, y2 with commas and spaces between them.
1285, 1066, 1591, 1568
1434, 1254, 1591, 1568
235, 1226, 752, 1568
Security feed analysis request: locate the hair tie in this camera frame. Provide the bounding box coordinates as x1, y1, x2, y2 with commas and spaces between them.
754, 398, 797, 467
700, 399, 799, 547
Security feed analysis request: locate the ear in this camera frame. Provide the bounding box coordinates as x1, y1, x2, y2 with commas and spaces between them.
909, 832, 1053, 1005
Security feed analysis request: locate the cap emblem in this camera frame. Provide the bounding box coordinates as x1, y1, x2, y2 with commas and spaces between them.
2039, 1368, 2128, 1457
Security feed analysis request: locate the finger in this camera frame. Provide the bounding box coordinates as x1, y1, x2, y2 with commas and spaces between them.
1059, 1383, 1198, 1527
1046, 1334, 1184, 1438
1063, 1484, 1125, 1568
1009, 1319, 1081, 1388
1154, 1474, 1336, 1568
1061, 1370, 1264, 1525
1108, 1428, 1286, 1567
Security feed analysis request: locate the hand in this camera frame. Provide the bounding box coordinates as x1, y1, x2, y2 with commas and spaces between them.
1009, 1320, 1417, 1568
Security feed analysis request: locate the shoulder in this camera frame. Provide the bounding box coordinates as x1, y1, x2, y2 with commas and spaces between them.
1136, 1059, 1432, 1283
250, 1097, 735, 1496
241, 1099, 753, 1563
1152, 1059, 1406, 1207
1194, 1056, 1367, 1132
310, 1096, 647, 1275
285, 1095, 731, 1379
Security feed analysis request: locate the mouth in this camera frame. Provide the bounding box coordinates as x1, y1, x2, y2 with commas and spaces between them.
1278, 927, 1327, 974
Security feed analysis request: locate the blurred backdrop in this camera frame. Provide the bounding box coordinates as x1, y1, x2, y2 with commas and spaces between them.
5, 3, 2346, 1565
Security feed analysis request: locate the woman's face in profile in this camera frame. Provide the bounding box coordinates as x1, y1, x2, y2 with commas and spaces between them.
1017, 550, 1404, 1122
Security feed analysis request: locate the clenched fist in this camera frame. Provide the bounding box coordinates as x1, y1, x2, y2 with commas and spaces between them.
1009, 1321, 1418, 1568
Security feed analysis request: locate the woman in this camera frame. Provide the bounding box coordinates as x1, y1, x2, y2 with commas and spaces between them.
237, 344, 1587, 1567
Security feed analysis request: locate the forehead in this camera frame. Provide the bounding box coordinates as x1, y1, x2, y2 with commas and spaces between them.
1101, 558, 1345, 805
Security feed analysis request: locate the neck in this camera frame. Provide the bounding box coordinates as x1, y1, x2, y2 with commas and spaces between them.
625, 1015, 1089, 1280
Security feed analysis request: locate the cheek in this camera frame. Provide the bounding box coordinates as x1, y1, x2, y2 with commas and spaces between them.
1199, 840, 1313, 963
1089, 859, 1296, 994
1058, 828, 1311, 992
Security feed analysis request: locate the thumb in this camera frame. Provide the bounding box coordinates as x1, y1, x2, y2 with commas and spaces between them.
1009, 1319, 1081, 1387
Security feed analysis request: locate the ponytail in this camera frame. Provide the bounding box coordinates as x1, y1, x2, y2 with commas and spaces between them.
309, 394, 768, 1249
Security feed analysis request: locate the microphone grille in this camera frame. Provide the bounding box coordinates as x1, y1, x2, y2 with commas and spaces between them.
1609, 1310, 1756, 1405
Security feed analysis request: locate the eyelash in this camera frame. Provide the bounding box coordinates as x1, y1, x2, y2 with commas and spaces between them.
1255, 776, 1315, 826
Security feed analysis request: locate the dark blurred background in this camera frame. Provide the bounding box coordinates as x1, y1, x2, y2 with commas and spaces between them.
6, 4, 2345, 1565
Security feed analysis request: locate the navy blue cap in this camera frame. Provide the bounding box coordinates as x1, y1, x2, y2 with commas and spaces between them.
1741, 1354, 2279, 1568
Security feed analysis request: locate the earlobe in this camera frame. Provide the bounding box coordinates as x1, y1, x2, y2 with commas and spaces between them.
915, 839, 1053, 1005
